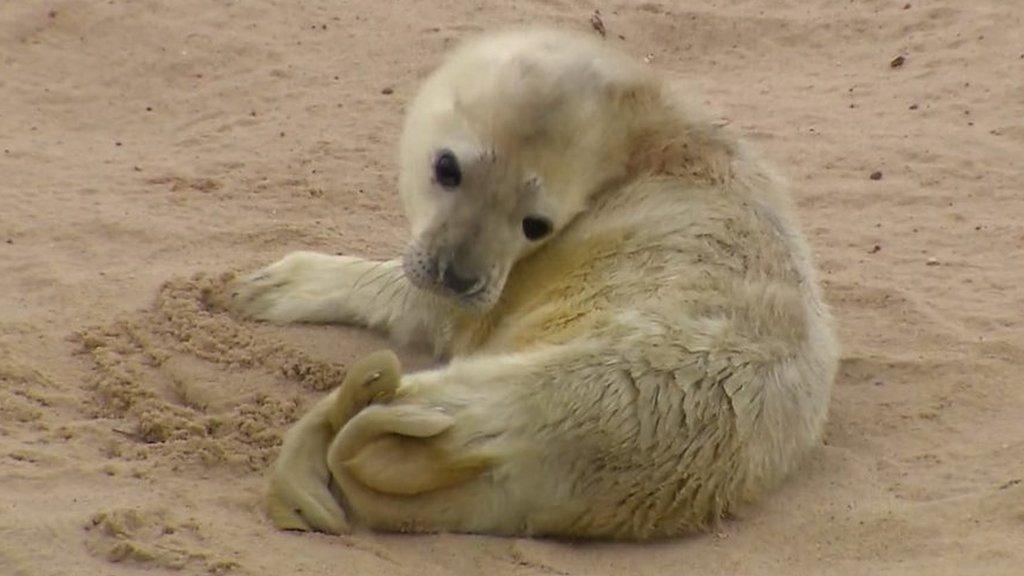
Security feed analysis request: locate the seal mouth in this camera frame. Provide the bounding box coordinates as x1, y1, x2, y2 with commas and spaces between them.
414, 274, 497, 310
452, 275, 502, 311
401, 249, 490, 308
456, 278, 488, 299
401, 246, 505, 311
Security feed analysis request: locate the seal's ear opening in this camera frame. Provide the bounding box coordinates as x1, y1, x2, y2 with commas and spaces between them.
522, 216, 553, 241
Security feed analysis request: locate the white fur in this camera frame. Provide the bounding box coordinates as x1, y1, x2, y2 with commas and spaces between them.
233, 28, 838, 540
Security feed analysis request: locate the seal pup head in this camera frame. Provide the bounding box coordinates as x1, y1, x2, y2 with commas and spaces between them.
397, 29, 655, 310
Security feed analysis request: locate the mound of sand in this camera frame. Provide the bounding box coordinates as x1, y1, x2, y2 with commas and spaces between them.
72, 274, 344, 472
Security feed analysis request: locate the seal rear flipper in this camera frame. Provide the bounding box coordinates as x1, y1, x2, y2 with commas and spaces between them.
266, 416, 350, 534
327, 349, 402, 430
266, 472, 349, 534
327, 405, 492, 496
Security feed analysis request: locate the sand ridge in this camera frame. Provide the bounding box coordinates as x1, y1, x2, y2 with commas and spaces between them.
84, 507, 239, 574
72, 274, 353, 472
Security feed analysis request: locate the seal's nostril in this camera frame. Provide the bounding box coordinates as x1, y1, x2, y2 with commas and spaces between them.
441, 267, 479, 295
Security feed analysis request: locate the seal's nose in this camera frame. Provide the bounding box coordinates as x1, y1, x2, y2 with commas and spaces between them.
441, 266, 480, 295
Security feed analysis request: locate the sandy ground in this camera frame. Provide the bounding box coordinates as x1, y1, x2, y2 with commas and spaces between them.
1, 1, 1022, 574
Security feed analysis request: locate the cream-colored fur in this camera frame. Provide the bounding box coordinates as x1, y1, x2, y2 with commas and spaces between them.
233, 28, 838, 540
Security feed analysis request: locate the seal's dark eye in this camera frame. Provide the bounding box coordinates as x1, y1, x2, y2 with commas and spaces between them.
522, 216, 553, 241
434, 150, 461, 188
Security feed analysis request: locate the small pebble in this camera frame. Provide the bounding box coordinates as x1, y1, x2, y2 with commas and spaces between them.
590, 10, 606, 38
909, 103, 919, 110
868, 244, 882, 254
870, 171, 883, 180
926, 257, 939, 266
890, 55, 906, 68
381, 87, 394, 95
